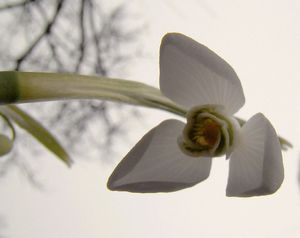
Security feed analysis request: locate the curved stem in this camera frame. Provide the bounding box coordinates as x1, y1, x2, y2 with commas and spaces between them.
0, 71, 292, 150
0, 71, 187, 117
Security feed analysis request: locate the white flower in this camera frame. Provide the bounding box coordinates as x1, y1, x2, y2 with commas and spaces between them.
107, 33, 284, 197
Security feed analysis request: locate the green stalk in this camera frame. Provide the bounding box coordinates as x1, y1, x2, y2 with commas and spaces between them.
0, 71, 186, 117
0, 71, 292, 151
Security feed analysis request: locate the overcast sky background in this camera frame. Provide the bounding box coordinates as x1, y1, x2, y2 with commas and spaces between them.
1, 0, 300, 237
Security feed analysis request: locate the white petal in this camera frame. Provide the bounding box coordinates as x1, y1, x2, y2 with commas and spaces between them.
159, 33, 245, 115
107, 119, 212, 193
226, 113, 284, 197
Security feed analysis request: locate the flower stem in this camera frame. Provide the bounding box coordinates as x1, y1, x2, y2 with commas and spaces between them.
0, 71, 187, 117
0, 71, 292, 151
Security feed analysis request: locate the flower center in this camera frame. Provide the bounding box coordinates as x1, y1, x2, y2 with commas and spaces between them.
178, 106, 234, 157
190, 118, 221, 148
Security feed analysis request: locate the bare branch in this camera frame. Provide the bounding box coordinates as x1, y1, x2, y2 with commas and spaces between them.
15, 0, 65, 70
46, 36, 65, 71
0, 0, 143, 168
87, 0, 106, 75
0, 0, 35, 11
74, 0, 86, 72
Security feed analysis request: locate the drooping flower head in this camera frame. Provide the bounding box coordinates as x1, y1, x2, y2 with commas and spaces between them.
107, 33, 284, 197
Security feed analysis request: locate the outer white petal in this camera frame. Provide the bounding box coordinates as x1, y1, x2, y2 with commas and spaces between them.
107, 119, 212, 193
159, 33, 245, 115
226, 113, 284, 197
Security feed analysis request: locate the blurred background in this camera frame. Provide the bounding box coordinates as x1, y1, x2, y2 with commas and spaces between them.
0, 0, 300, 237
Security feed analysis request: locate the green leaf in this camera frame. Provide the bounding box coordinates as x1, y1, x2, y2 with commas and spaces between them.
0, 134, 13, 156
0, 105, 71, 166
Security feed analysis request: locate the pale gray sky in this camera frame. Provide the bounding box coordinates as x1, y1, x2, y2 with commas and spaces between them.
1, 0, 300, 237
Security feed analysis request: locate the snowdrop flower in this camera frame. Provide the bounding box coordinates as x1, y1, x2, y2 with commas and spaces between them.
107, 33, 284, 197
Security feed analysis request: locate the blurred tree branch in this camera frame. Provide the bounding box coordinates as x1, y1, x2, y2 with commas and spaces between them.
0, 0, 35, 11
15, 0, 65, 70
0, 0, 143, 174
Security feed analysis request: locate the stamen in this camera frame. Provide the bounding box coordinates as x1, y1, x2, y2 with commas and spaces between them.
191, 118, 220, 148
